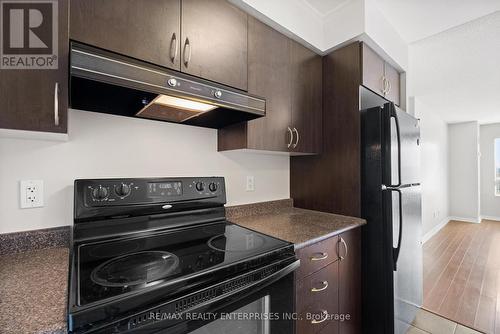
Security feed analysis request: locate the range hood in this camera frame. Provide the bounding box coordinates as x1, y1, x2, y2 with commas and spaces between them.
70, 43, 265, 128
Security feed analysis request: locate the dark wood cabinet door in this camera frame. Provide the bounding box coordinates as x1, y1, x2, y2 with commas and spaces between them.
246, 17, 291, 151
290, 40, 322, 154
70, 0, 181, 70
181, 0, 247, 91
385, 63, 400, 106
361, 43, 385, 96
338, 228, 362, 334
0, 0, 68, 133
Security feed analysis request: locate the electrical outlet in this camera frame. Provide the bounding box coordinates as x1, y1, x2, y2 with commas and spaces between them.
20, 180, 44, 208
246, 176, 255, 192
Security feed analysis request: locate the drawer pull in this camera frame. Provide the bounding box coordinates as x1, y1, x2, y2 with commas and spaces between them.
310, 252, 328, 261
311, 281, 328, 292
311, 310, 328, 324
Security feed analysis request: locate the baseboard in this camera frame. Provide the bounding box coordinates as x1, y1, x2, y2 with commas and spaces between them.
422, 217, 450, 244
480, 215, 500, 222
448, 216, 481, 224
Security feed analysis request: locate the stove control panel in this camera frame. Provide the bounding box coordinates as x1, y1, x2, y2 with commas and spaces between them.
76, 177, 225, 209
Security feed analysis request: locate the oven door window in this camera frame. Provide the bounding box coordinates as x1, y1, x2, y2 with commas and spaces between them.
190, 296, 270, 334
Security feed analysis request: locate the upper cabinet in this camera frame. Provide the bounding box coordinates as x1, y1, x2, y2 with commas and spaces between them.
181, 0, 248, 91
361, 43, 401, 106
290, 40, 322, 154
70, 0, 181, 71
218, 18, 322, 154
70, 0, 247, 90
0, 0, 69, 134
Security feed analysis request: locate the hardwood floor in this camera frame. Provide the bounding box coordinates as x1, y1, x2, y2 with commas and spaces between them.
423, 220, 500, 334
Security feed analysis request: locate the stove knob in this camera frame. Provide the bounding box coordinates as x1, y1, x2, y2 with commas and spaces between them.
92, 185, 108, 200
115, 183, 131, 197
208, 182, 218, 192
195, 182, 205, 192
214, 90, 222, 99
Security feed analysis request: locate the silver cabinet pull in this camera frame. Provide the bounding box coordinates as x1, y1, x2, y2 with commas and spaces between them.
311, 281, 329, 292
292, 127, 299, 148
170, 32, 178, 63
382, 76, 390, 96
311, 310, 328, 324
183, 37, 191, 66
387, 78, 392, 95
54, 82, 59, 126
310, 252, 328, 261
339, 237, 348, 260
287, 127, 293, 148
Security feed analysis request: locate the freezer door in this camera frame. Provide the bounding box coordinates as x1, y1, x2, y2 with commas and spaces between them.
390, 185, 423, 334
388, 106, 421, 186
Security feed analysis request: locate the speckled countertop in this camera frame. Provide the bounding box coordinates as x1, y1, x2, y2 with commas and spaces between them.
229, 203, 366, 249
0, 199, 364, 333
0, 247, 68, 334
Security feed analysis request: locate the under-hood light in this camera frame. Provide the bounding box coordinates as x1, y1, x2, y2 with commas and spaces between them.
154, 95, 217, 112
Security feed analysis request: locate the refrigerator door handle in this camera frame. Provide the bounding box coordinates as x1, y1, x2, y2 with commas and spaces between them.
389, 107, 402, 188
384, 187, 403, 271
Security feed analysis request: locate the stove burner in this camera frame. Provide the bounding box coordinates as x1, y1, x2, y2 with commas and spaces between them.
207, 233, 265, 252
90, 251, 179, 287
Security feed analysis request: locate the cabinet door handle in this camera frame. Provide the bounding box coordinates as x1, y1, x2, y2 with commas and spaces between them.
287, 127, 293, 148
382, 76, 389, 96
183, 37, 191, 67
339, 237, 348, 260
292, 127, 299, 148
310, 252, 328, 261
170, 32, 178, 63
387, 78, 392, 95
311, 281, 329, 292
311, 310, 328, 324
54, 82, 59, 126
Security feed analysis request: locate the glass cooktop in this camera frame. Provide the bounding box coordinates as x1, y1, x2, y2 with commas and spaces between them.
77, 222, 289, 306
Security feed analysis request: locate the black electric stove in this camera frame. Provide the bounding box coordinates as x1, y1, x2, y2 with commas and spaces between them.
68, 177, 299, 334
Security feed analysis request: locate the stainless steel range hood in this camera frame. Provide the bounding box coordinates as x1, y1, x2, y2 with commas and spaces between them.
70, 43, 265, 128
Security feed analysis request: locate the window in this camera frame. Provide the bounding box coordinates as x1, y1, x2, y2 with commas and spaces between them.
496, 138, 500, 196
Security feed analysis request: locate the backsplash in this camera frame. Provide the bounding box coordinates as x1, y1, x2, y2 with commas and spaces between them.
0, 109, 290, 234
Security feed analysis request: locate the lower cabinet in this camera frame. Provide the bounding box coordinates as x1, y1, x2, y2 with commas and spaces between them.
295, 228, 361, 334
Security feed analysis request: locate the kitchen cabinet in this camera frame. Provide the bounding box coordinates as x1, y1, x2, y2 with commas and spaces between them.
181, 0, 248, 91
218, 18, 322, 154
295, 227, 361, 334
338, 228, 362, 334
361, 43, 401, 106
0, 0, 68, 134
290, 40, 323, 154
70, 0, 181, 71
70, 0, 247, 90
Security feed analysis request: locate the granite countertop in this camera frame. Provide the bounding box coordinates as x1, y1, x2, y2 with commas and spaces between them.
229, 204, 366, 249
0, 248, 68, 334
0, 199, 365, 333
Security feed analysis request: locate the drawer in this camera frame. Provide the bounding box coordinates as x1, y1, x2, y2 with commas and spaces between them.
296, 262, 339, 334
317, 321, 339, 334
296, 236, 339, 280
296, 261, 338, 313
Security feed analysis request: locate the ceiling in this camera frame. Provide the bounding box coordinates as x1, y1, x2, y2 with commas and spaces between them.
373, 0, 500, 43
303, 0, 351, 17
304, 0, 500, 43
411, 11, 500, 124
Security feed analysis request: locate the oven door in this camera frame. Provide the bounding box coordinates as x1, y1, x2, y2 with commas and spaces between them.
158, 271, 296, 334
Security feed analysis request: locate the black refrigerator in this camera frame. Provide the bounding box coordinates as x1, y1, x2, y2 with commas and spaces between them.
361, 102, 423, 334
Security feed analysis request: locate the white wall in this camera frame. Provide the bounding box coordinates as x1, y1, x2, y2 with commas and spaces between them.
448, 122, 480, 222
480, 123, 500, 220
414, 99, 449, 236
0, 110, 290, 234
